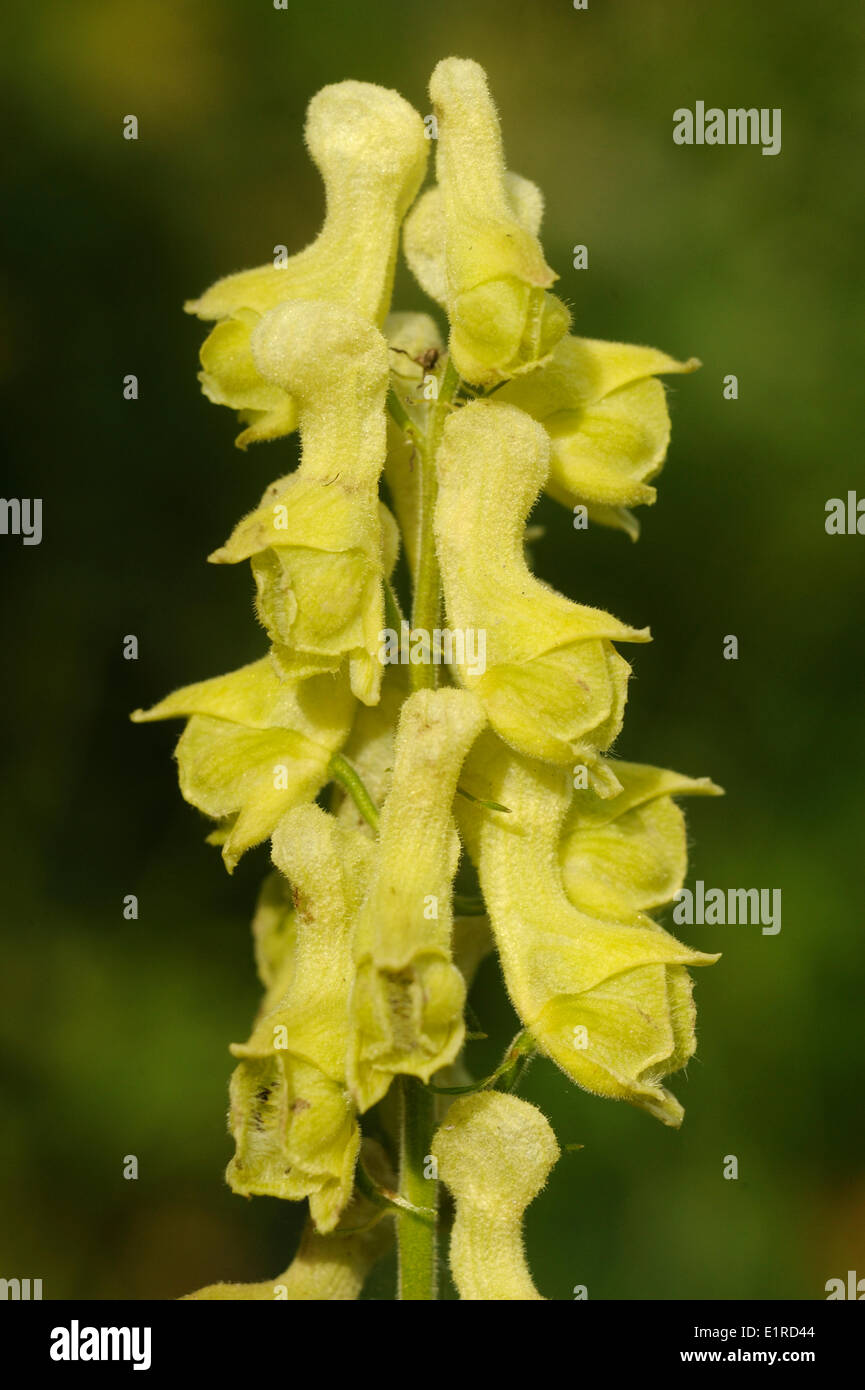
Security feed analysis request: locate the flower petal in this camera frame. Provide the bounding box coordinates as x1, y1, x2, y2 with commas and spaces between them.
132, 657, 355, 868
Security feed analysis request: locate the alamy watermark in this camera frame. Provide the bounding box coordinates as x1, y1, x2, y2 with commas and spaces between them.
0, 497, 42, 545
673, 881, 782, 935
50, 1321, 151, 1371
378, 622, 486, 676
673, 103, 782, 156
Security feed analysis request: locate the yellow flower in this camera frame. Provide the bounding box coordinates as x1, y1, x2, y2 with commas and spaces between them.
348, 688, 486, 1112
432, 1092, 559, 1301
227, 805, 373, 1232
403, 58, 570, 386
131, 656, 355, 870
458, 732, 719, 1126
498, 335, 700, 539
186, 80, 428, 446
209, 301, 395, 705
435, 400, 648, 792
560, 758, 723, 919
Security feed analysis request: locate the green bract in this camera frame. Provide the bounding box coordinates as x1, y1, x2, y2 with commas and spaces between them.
138, 57, 717, 1301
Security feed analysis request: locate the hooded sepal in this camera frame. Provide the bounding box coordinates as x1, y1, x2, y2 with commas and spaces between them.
227, 804, 373, 1231
457, 732, 719, 1126
435, 400, 648, 784
209, 301, 393, 704
348, 688, 486, 1111
403, 58, 570, 386
186, 81, 428, 445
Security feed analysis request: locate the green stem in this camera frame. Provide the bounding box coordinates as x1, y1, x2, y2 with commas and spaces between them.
409, 356, 461, 692
327, 753, 380, 833
397, 1078, 438, 1300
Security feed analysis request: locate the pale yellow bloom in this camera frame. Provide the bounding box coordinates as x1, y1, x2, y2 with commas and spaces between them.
186, 81, 428, 446
131, 657, 355, 870
435, 400, 648, 791
209, 301, 394, 705
560, 758, 722, 919
228, 805, 373, 1231
498, 336, 700, 538
348, 688, 486, 1112
458, 732, 719, 1126
403, 58, 570, 385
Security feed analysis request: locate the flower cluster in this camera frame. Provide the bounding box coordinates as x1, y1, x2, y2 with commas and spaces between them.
138, 58, 718, 1301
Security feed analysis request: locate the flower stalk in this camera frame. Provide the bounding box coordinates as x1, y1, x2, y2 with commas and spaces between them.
137, 57, 719, 1302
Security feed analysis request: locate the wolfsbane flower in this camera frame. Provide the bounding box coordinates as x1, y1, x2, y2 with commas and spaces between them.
435, 399, 648, 792
348, 687, 486, 1112
209, 300, 396, 706
458, 732, 719, 1126
560, 757, 723, 920
131, 656, 355, 870
227, 804, 372, 1231
186, 81, 428, 446
403, 57, 570, 386
498, 335, 700, 539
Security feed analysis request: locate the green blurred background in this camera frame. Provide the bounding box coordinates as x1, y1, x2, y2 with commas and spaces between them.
2, 0, 863, 1300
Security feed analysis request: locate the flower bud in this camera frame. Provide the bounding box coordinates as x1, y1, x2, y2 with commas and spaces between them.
432, 1092, 559, 1300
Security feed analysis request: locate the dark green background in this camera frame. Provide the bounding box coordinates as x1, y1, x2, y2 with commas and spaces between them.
2, 0, 863, 1300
